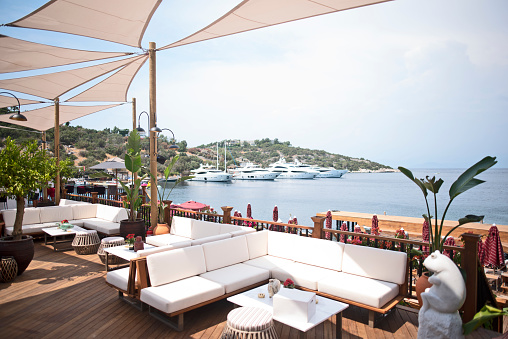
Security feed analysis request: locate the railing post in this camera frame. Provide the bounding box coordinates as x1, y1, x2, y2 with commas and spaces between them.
141, 186, 147, 205
221, 206, 233, 224
163, 200, 172, 224
311, 216, 325, 239
461, 232, 480, 323
62, 188, 67, 199
91, 192, 98, 204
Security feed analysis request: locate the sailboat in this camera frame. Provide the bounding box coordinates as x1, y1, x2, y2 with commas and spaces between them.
190, 142, 232, 182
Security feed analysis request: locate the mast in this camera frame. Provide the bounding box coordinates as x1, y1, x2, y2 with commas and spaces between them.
224, 141, 227, 172
216, 142, 219, 169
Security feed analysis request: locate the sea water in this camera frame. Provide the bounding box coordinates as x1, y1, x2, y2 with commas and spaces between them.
160, 168, 508, 227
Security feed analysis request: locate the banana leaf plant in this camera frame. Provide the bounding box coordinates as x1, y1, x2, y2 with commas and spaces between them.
463, 304, 508, 335
119, 130, 146, 221
398, 156, 497, 253
148, 154, 193, 223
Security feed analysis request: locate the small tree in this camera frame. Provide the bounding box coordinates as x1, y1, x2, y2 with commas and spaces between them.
0, 137, 58, 240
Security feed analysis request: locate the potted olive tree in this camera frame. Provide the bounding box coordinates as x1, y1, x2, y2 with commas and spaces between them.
119, 130, 147, 239
0, 137, 58, 275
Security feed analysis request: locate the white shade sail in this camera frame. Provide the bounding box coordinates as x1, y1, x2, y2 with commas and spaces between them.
6, 0, 162, 48
66, 56, 147, 102
0, 103, 122, 131
160, 0, 392, 50
0, 55, 144, 100
0, 35, 130, 74
0, 94, 44, 108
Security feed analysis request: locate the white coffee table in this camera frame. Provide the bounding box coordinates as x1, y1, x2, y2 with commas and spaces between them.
227, 285, 348, 339
103, 244, 155, 271
42, 225, 87, 252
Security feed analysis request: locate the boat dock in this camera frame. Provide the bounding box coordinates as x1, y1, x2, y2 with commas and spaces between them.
317, 211, 508, 252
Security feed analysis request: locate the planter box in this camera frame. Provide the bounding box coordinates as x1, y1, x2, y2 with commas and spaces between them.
273, 288, 316, 323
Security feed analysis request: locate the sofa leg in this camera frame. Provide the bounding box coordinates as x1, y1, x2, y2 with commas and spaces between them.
117, 291, 145, 311
149, 307, 184, 331
368, 310, 376, 328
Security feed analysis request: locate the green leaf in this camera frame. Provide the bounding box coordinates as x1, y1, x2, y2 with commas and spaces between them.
458, 214, 485, 226
449, 156, 497, 200
399, 166, 428, 197
463, 304, 507, 335
423, 176, 444, 194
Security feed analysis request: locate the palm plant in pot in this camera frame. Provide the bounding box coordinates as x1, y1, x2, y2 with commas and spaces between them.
0, 137, 58, 275
119, 130, 147, 240
399, 156, 497, 305
148, 154, 193, 235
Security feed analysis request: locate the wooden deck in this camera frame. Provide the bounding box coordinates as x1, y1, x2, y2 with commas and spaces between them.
0, 240, 502, 338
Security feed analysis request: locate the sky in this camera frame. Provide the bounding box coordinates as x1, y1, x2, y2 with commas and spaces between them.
0, 0, 507, 169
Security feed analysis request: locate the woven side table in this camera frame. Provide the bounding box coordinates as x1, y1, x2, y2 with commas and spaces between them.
97, 237, 126, 265
221, 307, 278, 339
0, 256, 18, 283
72, 230, 100, 255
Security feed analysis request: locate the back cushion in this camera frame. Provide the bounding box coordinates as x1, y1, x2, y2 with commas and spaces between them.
202, 236, 249, 271
191, 219, 221, 239
230, 228, 257, 237
1, 209, 16, 227
191, 233, 231, 246
170, 216, 193, 238
246, 230, 268, 259
40, 206, 73, 223
147, 245, 206, 287
96, 204, 122, 222
267, 231, 301, 260
342, 244, 407, 285
22, 208, 41, 225
59, 199, 89, 205
114, 208, 128, 223
219, 224, 242, 233
71, 204, 98, 220
136, 240, 191, 257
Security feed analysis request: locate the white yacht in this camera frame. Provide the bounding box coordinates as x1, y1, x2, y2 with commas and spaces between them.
293, 160, 348, 178
190, 164, 232, 182
232, 164, 280, 180
268, 158, 316, 179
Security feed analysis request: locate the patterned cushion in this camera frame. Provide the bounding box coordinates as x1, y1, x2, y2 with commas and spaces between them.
227, 307, 273, 331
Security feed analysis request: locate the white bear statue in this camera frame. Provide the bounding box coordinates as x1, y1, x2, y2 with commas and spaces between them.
418, 250, 466, 339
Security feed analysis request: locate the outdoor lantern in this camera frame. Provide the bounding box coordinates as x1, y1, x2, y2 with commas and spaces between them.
156, 128, 179, 149
1, 91, 28, 121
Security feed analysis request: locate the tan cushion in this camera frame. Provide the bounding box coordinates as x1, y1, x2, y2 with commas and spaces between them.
202, 236, 249, 271
71, 204, 97, 220
23, 208, 41, 225
39, 205, 73, 223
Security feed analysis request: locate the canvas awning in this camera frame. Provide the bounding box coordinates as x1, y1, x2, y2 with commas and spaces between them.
0, 94, 44, 108
6, 0, 162, 48
0, 35, 130, 74
66, 56, 147, 102
0, 103, 122, 131
0, 55, 144, 100
160, 0, 392, 50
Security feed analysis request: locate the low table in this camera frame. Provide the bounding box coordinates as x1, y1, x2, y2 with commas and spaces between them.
228, 286, 348, 339
42, 226, 88, 252
103, 244, 155, 271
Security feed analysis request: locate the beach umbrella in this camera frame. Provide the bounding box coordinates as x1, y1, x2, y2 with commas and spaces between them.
478, 238, 486, 266
422, 220, 430, 254
89, 158, 125, 185
271, 205, 278, 231
233, 210, 239, 225
291, 216, 298, 234
246, 203, 252, 219
443, 236, 456, 259
325, 210, 332, 240
483, 224, 505, 269
371, 215, 380, 235
340, 222, 348, 243
237, 211, 243, 226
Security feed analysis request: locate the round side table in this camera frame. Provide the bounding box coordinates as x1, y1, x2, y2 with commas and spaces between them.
97, 236, 126, 265
221, 306, 278, 339
0, 256, 18, 283
72, 230, 101, 255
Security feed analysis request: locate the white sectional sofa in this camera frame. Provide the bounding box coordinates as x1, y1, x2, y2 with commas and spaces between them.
107, 230, 407, 330
1, 202, 128, 236
145, 216, 256, 247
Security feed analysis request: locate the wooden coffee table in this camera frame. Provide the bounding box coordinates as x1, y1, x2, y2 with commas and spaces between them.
227, 285, 348, 339
103, 244, 155, 271
42, 225, 87, 251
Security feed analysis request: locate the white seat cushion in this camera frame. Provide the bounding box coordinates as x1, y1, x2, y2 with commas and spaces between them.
83, 219, 119, 234
106, 267, 131, 291
136, 241, 191, 257
271, 262, 337, 290
145, 234, 191, 247
199, 263, 269, 293
318, 271, 400, 308
243, 255, 294, 274
190, 233, 231, 246
140, 276, 224, 314
202, 236, 249, 271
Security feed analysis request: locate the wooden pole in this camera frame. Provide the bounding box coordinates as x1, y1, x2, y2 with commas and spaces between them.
149, 42, 158, 231
221, 206, 233, 224
132, 98, 137, 187
54, 98, 60, 205
461, 232, 481, 323
42, 131, 48, 201
311, 216, 325, 239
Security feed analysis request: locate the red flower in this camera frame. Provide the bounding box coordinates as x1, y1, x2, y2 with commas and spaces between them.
126, 234, 134, 239
61, 219, 69, 224
283, 278, 295, 288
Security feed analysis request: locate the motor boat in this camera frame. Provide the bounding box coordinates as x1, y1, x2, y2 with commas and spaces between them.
293, 160, 348, 178
267, 158, 316, 179
190, 164, 232, 182
232, 164, 280, 180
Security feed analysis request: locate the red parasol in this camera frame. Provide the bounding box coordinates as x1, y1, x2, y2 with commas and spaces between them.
371, 215, 380, 235
422, 219, 430, 254
443, 236, 456, 259
478, 238, 485, 266
246, 203, 252, 219
238, 211, 243, 226
483, 224, 505, 269
233, 210, 239, 225
270, 205, 278, 231
325, 210, 332, 240
340, 222, 347, 243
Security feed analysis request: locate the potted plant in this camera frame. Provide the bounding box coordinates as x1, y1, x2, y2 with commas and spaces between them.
0, 137, 58, 275
148, 154, 193, 235
119, 130, 147, 239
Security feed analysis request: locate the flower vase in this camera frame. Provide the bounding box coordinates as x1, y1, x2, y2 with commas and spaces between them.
128, 243, 134, 251
415, 272, 432, 307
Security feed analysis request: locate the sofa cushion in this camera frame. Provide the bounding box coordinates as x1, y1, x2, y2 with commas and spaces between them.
136, 241, 191, 257
246, 230, 268, 259
106, 267, 131, 291
145, 234, 191, 247
230, 228, 257, 237
191, 219, 221, 239
71, 204, 98, 220
5, 223, 47, 235
294, 237, 344, 271
170, 216, 193, 238
202, 236, 249, 272
140, 276, 224, 314
59, 199, 90, 205
39, 205, 73, 223
190, 233, 231, 246
95, 222, 120, 235
271, 262, 337, 290
219, 224, 242, 233
147, 246, 206, 287
342, 244, 407, 285
1, 209, 16, 227
243, 255, 294, 274
318, 271, 400, 308
199, 263, 269, 293
96, 204, 126, 222
267, 231, 300, 260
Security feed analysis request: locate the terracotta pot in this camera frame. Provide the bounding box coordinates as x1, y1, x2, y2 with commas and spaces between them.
153, 223, 170, 235
415, 272, 433, 307
119, 219, 146, 240
0, 235, 34, 275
